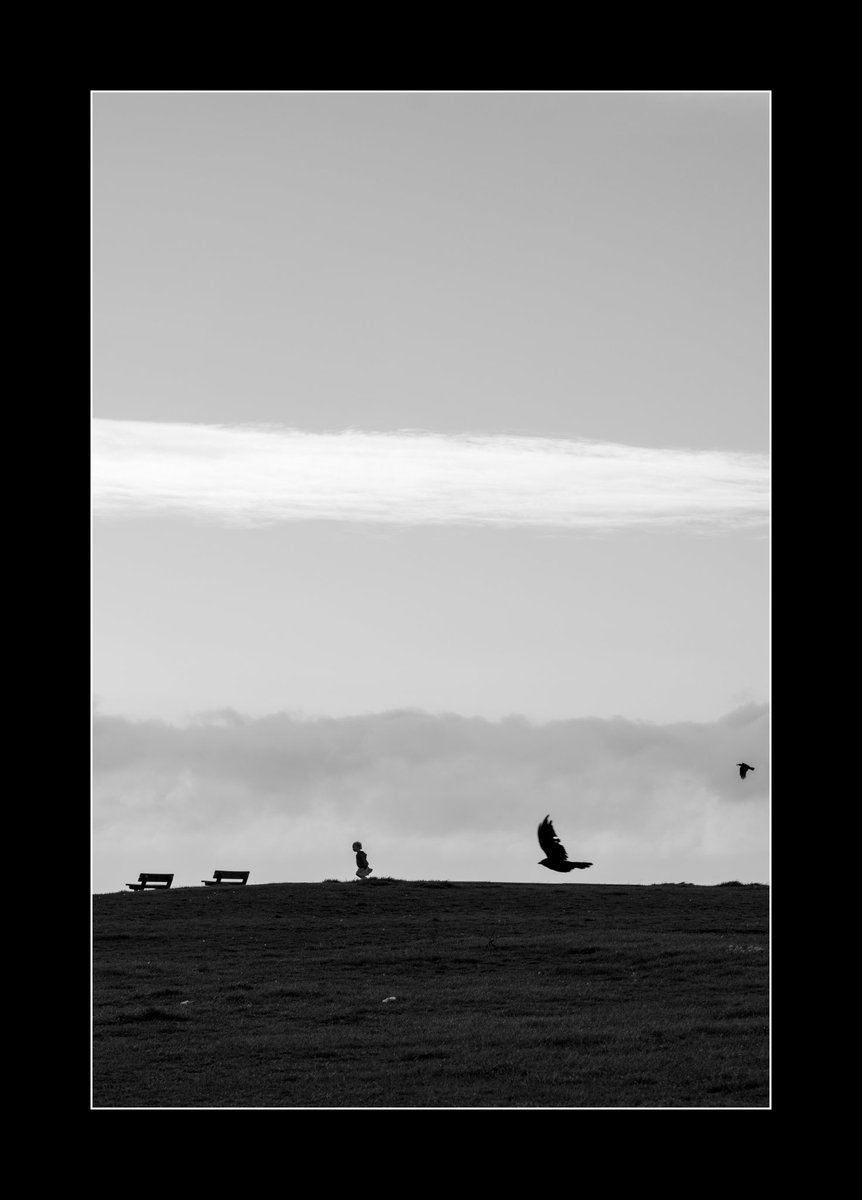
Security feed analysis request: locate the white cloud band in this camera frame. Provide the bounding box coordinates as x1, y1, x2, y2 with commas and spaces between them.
92, 421, 768, 531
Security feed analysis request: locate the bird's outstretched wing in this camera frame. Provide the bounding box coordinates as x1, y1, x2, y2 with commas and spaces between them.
538, 815, 568, 863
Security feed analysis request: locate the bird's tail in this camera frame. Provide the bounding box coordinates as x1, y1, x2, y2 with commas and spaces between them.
570, 862, 592, 869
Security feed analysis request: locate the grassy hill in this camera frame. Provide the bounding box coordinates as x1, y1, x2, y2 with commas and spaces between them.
92, 878, 769, 1108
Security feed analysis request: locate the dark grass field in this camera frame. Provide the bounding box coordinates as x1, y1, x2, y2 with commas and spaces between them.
92, 879, 769, 1108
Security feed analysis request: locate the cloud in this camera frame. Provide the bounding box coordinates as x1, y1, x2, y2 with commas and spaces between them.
92, 421, 768, 532
93, 705, 769, 891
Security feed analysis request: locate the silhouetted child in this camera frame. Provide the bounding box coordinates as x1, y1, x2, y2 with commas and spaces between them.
353, 841, 372, 879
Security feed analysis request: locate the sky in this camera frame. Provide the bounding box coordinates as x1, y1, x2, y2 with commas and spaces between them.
92, 91, 769, 894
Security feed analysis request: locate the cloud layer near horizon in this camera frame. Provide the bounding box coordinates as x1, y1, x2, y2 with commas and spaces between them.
92, 421, 768, 531
93, 705, 769, 891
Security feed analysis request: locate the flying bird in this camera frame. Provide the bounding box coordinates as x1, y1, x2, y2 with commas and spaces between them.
538, 815, 592, 873
737, 762, 755, 779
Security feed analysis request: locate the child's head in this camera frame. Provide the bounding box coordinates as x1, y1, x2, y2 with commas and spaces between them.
352, 841, 362, 852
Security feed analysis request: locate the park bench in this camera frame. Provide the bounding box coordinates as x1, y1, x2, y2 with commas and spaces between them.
126, 873, 174, 891
202, 870, 250, 886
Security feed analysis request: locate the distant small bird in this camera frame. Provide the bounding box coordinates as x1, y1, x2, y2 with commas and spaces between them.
538, 815, 592, 873
737, 762, 755, 779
